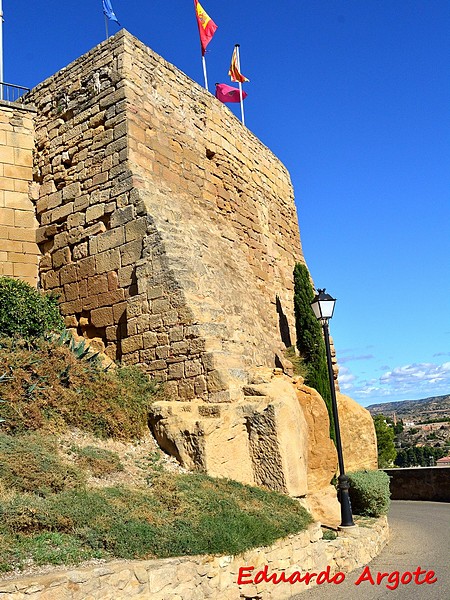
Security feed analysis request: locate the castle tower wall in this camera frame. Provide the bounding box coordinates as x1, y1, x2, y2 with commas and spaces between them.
4, 32, 378, 504
0, 102, 39, 285
25, 31, 305, 402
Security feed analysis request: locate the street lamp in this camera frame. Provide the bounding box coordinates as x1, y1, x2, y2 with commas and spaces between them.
311, 289, 355, 528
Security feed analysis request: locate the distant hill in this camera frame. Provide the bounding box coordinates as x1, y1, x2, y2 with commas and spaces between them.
367, 394, 450, 422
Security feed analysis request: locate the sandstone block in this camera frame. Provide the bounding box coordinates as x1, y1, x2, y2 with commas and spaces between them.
120, 239, 143, 267
86, 203, 105, 223
87, 274, 109, 296
97, 227, 125, 253
337, 392, 378, 472
91, 307, 113, 328
95, 248, 121, 274
4, 190, 32, 211
110, 205, 135, 227
62, 182, 81, 201
52, 247, 71, 269
121, 334, 143, 354
124, 216, 147, 242
63, 282, 79, 301
113, 302, 127, 324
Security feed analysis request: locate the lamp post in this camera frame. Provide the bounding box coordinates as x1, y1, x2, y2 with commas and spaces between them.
311, 289, 355, 528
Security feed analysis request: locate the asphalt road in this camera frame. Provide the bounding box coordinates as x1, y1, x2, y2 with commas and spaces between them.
291, 501, 450, 600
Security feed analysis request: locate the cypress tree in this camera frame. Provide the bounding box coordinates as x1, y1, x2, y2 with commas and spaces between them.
293, 263, 336, 442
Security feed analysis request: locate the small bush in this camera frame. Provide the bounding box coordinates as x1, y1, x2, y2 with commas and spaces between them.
73, 446, 124, 477
0, 277, 64, 339
322, 528, 337, 540
347, 470, 391, 517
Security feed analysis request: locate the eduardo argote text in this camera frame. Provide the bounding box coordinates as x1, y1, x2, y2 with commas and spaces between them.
237, 564, 437, 590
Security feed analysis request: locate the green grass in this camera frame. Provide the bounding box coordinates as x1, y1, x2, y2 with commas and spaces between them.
0, 466, 312, 572
284, 346, 310, 379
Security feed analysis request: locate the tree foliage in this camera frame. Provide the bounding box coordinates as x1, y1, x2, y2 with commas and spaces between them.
373, 415, 396, 468
395, 445, 445, 467
293, 263, 335, 441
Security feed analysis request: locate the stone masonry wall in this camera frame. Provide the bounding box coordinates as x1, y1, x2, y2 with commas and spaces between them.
384, 467, 450, 502
0, 102, 39, 285
123, 34, 303, 401
24, 30, 304, 402
0, 519, 389, 600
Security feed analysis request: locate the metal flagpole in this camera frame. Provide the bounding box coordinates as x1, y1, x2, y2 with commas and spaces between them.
202, 55, 209, 91
235, 45, 245, 126
105, 15, 109, 40
0, 0, 4, 100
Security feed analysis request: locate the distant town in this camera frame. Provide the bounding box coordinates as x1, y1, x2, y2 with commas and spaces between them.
367, 394, 450, 467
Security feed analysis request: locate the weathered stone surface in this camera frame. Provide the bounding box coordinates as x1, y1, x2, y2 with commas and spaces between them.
337, 392, 378, 472
295, 383, 337, 492
295, 382, 341, 525
0, 104, 39, 286
149, 369, 309, 496
22, 30, 302, 403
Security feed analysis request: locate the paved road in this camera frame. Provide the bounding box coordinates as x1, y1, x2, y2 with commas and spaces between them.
292, 501, 450, 600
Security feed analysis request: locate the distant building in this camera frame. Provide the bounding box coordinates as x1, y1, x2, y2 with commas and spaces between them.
436, 456, 450, 467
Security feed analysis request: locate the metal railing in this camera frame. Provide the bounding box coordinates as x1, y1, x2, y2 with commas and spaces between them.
0, 82, 30, 102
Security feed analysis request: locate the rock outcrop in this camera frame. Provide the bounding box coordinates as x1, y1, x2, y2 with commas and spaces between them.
338, 392, 378, 472
150, 368, 310, 497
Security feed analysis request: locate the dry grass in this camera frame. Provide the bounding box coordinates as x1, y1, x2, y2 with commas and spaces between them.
0, 337, 159, 439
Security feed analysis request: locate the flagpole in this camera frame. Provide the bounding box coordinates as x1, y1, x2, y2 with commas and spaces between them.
202, 55, 209, 91
105, 15, 109, 40
0, 0, 4, 101
235, 45, 245, 126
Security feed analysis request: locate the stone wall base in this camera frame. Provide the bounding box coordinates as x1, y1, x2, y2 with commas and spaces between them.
0, 519, 389, 600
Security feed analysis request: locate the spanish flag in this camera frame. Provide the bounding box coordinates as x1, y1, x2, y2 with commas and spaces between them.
194, 0, 218, 56
229, 46, 249, 83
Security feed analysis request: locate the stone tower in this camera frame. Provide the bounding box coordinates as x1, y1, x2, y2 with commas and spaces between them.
0, 31, 377, 520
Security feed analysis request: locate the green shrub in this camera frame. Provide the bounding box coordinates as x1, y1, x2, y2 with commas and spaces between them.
347, 470, 391, 517
322, 528, 337, 540
0, 475, 313, 570
0, 277, 64, 339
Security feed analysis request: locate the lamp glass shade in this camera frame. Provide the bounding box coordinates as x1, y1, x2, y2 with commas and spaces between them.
311, 289, 336, 320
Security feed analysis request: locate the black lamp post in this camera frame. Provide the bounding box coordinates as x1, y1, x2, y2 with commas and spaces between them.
311, 289, 355, 528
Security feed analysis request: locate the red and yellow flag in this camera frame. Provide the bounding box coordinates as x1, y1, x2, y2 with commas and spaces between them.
228, 46, 249, 83
194, 0, 218, 56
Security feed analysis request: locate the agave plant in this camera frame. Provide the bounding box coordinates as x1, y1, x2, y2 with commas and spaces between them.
54, 330, 101, 365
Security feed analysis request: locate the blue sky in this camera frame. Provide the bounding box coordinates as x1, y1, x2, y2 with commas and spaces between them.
4, 1, 450, 407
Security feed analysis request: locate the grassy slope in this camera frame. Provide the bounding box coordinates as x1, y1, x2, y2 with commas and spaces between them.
0, 338, 312, 574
